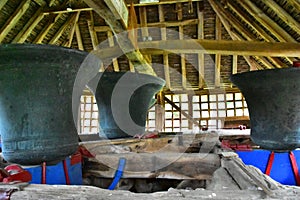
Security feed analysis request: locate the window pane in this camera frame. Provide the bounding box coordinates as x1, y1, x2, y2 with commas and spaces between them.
193, 103, 200, 110
209, 94, 217, 101
181, 94, 188, 102
201, 103, 209, 109
235, 101, 243, 108
210, 102, 217, 109
218, 102, 225, 109
193, 96, 199, 102
236, 109, 243, 116
202, 111, 209, 118
227, 110, 234, 117
181, 103, 188, 110
218, 94, 224, 101
218, 110, 226, 117
235, 93, 242, 100
210, 110, 217, 117
244, 109, 249, 116
182, 120, 188, 127
226, 93, 233, 100
193, 111, 200, 118
227, 102, 234, 108
201, 95, 208, 102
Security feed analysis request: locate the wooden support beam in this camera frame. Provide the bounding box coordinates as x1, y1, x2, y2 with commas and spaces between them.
33, 13, 62, 43
214, 16, 222, 87
165, 96, 202, 128
103, 0, 128, 28
107, 30, 120, 71
49, 13, 77, 44
232, 55, 238, 74
197, 2, 205, 89
94, 19, 198, 32
0, 0, 9, 11
159, 5, 171, 89
0, 0, 31, 43
97, 39, 300, 58
75, 23, 84, 51
177, 3, 187, 89
188, 94, 193, 130
126, 0, 204, 7
43, 7, 93, 15
290, 0, 300, 11
65, 12, 81, 48
139, 6, 152, 67
83, 0, 156, 76
155, 92, 165, 132
13, 8, 45, 43
87, 11, 99, 50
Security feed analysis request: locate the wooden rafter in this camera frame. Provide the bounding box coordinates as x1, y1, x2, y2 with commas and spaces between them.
65, 12, 81, 48
239, 0, 296, 43
0, 0, 31, 43
83, 0, 156, 76
208, 0, 278, 70
33, 13, 62, 43
13, 7, 45, 43
226, 1, 294, 65
107, 30, 120, 71
49, 13, 77, 45
214, 16, 221, 87
75, 22, 84, 51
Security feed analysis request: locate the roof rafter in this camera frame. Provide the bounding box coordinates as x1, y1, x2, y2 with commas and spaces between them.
0, 0, 31, 43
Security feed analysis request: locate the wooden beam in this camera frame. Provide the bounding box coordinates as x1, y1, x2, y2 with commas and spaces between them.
107, 30, 120, 71
126, 0, 204, 7
0, 0, 31, 43
208, 0, 277, 70
65, 12, 81, 48
139, 6, 152, 67
177, 3, 187, 89
93, 19, 198, 32
96, 39, 300, 58
239, 0, 296, 43
43, 7, 93, 15
0, 0, 9, 11
232, 55, 238, 74
261, 0, 300, 37
13, 8, 45, 43
49, 14, 77, 44
226, 0, 294, 65
83, 0, 156, 76
165, 96, 202, 128
197, 2, 205, 89
75, 23, 84, 51
215, 16, 222, 87
87, 11, 99, 50
103, 0, 128, 28
33, 13, 62, 43
159, 5, 171, 89
290, 0, 300, 11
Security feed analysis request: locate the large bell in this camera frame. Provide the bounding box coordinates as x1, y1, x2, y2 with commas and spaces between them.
0, 44, 87, 165
88, 72, 165, 139
230, 68, 300, 151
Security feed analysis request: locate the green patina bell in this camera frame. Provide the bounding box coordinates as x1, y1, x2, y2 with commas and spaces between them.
230, 68, 300, 151
0, 44, 87, 165
88, 72, 165, 139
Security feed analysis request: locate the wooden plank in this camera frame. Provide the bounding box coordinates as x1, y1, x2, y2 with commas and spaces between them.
13, 8, 45, 43
103, 0, 129, 28
33, 0, 46, 6
43, 7, 93, 14
49, 13, 77, 44
0, 0, 31, 43
126, 0, 204, 6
